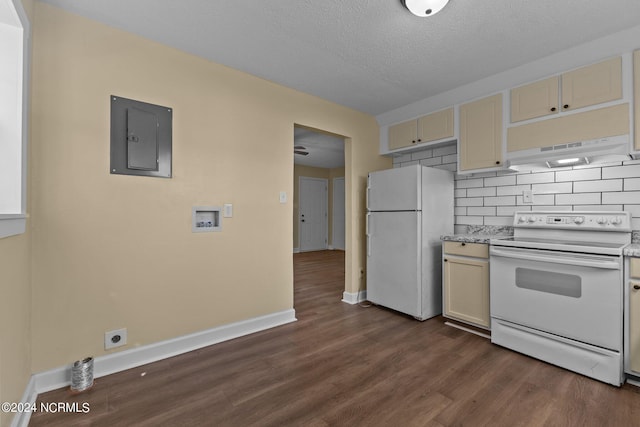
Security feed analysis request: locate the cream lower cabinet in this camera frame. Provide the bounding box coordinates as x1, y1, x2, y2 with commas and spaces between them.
627, 258, 640, 374
442, 242, 490, 329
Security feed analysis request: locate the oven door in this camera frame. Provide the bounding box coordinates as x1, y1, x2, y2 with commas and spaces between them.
490, 246, 623, 351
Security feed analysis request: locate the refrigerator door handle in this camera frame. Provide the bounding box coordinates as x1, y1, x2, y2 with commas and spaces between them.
366, 213, 370, 236
366, 213, 371, 257
366, 185, 371, 210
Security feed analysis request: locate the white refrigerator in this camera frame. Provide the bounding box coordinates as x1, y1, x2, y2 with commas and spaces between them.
366, 164, 453, 320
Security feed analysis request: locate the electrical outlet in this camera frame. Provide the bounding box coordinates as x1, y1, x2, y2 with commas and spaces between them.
523, 190, 534, 204
105, 328, 127, 350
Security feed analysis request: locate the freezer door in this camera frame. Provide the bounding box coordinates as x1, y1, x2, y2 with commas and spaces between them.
421, 166, 454, 233
367, 165, 420, 211
367, 211, 421, 317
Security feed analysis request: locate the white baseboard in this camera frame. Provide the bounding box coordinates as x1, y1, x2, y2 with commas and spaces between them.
342, 290, 367, 305
293, 247, 300, 253
29, 309, 297, 397
10, 376, 36, 427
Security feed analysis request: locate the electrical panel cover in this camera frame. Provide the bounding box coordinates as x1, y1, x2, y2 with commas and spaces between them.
110, 95, 172, 178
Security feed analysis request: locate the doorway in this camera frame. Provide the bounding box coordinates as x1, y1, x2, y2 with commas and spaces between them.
293, 125, 345, 253
293, 124, 347, 304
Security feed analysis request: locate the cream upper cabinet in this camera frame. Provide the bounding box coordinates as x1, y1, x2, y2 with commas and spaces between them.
561, 56, 622, 112
418, 108, 454, 143
634, 50, 640, 152
388, 119, 419, 150
388, 107, 454, 150
509, 57, 622, 124
459, 94, 503, 171
507, 104, 629, 153
443, 242, 490, 329
510, 76, 559, 123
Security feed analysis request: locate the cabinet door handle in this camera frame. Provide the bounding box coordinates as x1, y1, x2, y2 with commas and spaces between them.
444, 258, 448, 262
563, 104, 569, 109
634, 284, 640, 290
417, 139, 421, 142
496, 161, 501, 165
550, 107, 557, 112
461, 242, 466, 246
412, 140, 416, 144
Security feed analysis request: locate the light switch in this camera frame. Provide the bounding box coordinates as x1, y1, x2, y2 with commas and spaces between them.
223, 204, 233, 218
279, 191, 287, 204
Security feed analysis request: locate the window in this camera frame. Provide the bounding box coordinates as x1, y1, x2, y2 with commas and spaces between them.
0, 0, 29, 238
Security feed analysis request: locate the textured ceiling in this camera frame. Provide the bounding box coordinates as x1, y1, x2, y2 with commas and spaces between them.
39, 0, 640, 116
294, 127, 344, 170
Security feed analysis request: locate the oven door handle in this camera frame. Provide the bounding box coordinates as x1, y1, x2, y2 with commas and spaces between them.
490, 247, 621, 270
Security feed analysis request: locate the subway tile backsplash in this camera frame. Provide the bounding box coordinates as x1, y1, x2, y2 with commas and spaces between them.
392, 142, 640, 231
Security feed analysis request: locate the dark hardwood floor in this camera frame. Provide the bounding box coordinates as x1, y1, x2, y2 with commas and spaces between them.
30, 250, 640, 426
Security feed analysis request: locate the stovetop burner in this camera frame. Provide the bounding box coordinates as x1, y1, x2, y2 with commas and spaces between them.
490, 211, 632, 256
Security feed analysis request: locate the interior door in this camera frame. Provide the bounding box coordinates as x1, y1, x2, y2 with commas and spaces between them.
332, 177, 345, 250
299, 177, 328, 252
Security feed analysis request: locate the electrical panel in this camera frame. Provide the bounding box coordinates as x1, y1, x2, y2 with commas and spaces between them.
110, 95, 172, 178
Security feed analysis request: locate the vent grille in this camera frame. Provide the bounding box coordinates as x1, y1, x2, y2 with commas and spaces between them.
539, 141, 583, 152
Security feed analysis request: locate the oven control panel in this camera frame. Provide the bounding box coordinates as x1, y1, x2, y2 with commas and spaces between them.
514, 211, 631, 231
545, 216, 584, 225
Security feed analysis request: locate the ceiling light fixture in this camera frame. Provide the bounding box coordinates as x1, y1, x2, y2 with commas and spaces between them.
402, 0, 450, 17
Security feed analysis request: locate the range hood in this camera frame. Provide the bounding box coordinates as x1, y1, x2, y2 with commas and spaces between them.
506, 135, 631, 172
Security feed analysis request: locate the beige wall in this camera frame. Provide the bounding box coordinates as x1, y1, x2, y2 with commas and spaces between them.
0, 234, 31, 427
30, 3, 390, 372
293, 164, 345, 249
329, 166, 346, 249
1, 2, 33, 425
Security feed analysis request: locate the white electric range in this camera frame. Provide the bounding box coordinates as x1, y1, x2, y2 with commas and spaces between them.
489, 211, 631, 386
